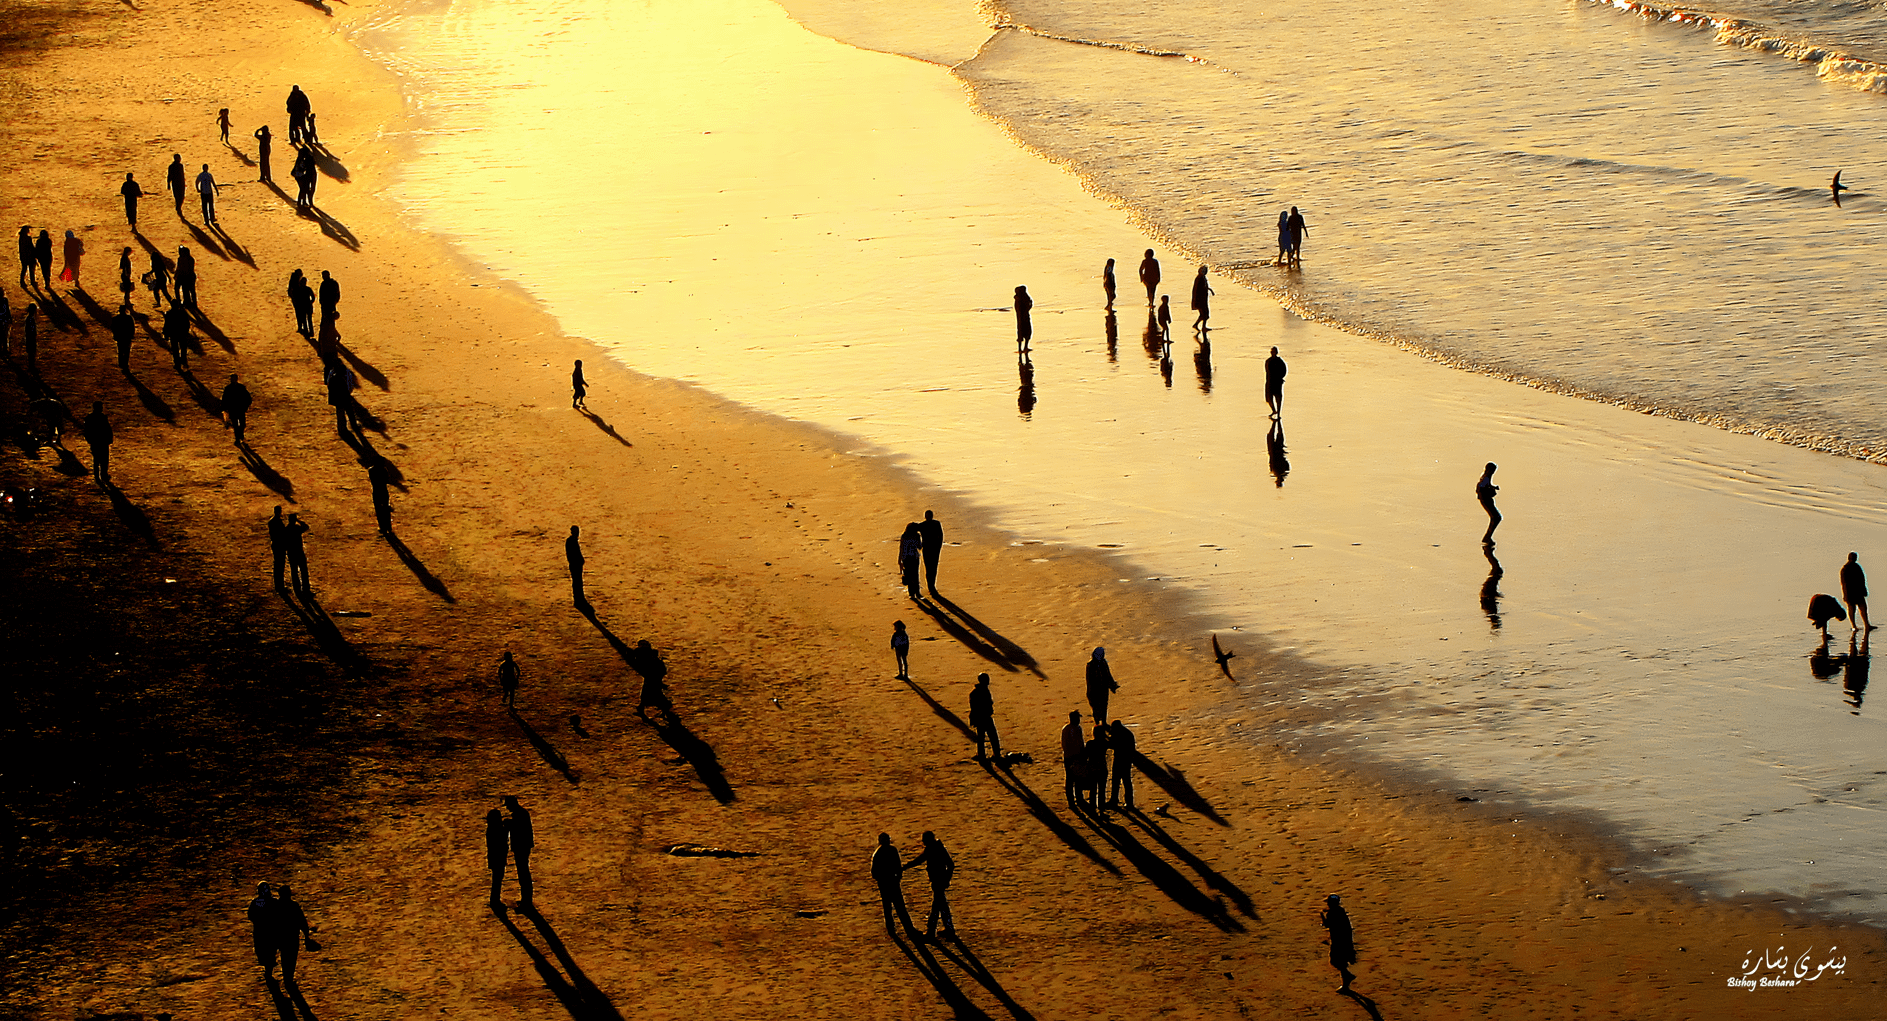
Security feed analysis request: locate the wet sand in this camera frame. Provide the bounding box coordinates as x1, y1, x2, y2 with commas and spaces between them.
0, 1, 1882, 1019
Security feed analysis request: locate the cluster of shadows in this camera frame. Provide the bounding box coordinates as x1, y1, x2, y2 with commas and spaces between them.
264, 975, 318, 1021
497, 904, 625, 1021
887, 926, 1036, 1021
909, 590, 1042, 679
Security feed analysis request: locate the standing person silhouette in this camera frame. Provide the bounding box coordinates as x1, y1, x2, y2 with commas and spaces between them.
1059, 710, 1085, 806
175, 246, 197, 309
196, 164, 219, 225
286, 512, 311, 594
917, 510, 944, 595
504, 796, 534, 908
146, 249, 171, 308
484, 808, 509, 910
1189, 265, 1213, 331
1085, 646, 1117, 723
1842, 552, 1874, 632
969, 673, 1000, 762
1321, 894, 1357, 992
318, 270, 340, 321
1286, 206, 1309, 267
58, 230, 82, 287
890, 620, 910, 680
1138, 248, 1161, 306
291, 147, 315, 208
246, 882, 277, 980
272, 885, 314, 988
113, 299, 136, 369
630, 640, 669, 716
565, 525, 586, 605
81, 402, 112, 487
117, 247, 133, 301
903, 831, 957, 942
366, 456, 393, 534
286, 85, 312, 145
217, 107, 231, 144
1277, 210, 1290, 265
267, 506, 289, 591
1108, 719, 1136, 809
33, 230, 52, 290
165, 303, 193, 371
871, 833, 914, 937
1264, 346, 1287, 417
498, 650, 520, 708
1102, 257, 1116, 309
166, 154, 187, 215
1476, 462, 1501, 546
571, 359, 588, 410
120, 172, 144, 230
1013, 285, 1033, 352
287, 269, 311, 335
898, 522, 923, 599
16, 226, 31, 288
1085, 722, 1111, 811
221, 373, 252, 443
1156, 294, 1172, 343
254, 125, 273, 183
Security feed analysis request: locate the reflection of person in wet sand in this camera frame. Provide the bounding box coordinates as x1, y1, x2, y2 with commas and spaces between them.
1476, 462, 1501, 545
1481, 546, 1503, 629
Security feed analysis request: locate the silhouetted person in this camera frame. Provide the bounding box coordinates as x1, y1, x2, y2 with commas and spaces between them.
318, 270, 339, 321
565, 525, 586, 604
898, 522, 922, 599
33, 229, 52, 290
57, 230, 82, 287
1842, 552, 1873, 631
287, 85, 312, 145
1476, 462, 1501, 545
505, 796, 534, 907
871, 833, 914, 936
247, 882, 277, 979
306, 111, 320, 146
1321, 894, 1357, 991
1264, 346, 1287, 416
1085, 646, 1117, 723
291, 147, 317, 208
485, 808, 509, 909
166, 153, 186, 215
1189, 265, 1213, 330
1156, 294, 1172, 343
324, 357, 356, 433
81, 402, 112, 487
120, 172, 145, 229
1266, 417, 1289, 486
571, 359, 588, 409
1138, 248, 1160, 306
1809, 593, 1846, 637
268, 506, 289, 591
218, 107, 231, 144
1108, 719, 1136, 809
1833, 170, 1848, 205
1286, 206, 1308, 266
196, 164, 219, 224
1481, 546, 1503, 630
1013, 285, 1033, 351
969, 673, 1000, 761
286, 512, 311, 594
117, 246, 133, 300
0, 289, 11, 357
366, 456, 392, 533
175, 246, 197, 309
1060, 710, 1085, 805
222, 374, 252, 443
1277, 210, 1290, 264
254, 125, 273, 183
272, 884, 313, 987
917, 510, 944, 594
903, 831, 956, 942
164, 303, 193, 371
1102, 257, 1116, 309
146, 250, 171, 308
288, 269, 315, 335
630, 640, 669, 715
21, 304, 36, 372
1084, 721, 1110, 811
16, 226, 31, 288
111, 302, 134, 371
493, 650, 522, 708
891, 620, 910, 680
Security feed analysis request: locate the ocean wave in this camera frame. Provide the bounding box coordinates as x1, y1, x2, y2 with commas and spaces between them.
1589, 0, 1887, 93
985, 12, 1211, 64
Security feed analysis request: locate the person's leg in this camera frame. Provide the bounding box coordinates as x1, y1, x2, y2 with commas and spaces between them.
279, 941, 299, 985
489, 856, 505, 907
516, 850, 533, 905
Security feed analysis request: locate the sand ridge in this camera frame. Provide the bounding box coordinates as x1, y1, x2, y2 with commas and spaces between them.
0, 0, 1881, 1019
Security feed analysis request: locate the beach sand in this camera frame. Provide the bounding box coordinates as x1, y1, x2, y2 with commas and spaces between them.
0, 1, 1881, 1019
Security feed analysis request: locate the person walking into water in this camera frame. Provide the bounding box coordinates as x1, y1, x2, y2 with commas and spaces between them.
505, 795, 534, 908
1085, 646, 1118, 723
1286, 207, 1308, 266
970, 673, 1001, 762
903, 831, 957, 942
1013, 285, 1033, 352
918, 510, 944, 595
1321, 894, 1358, 992
1476, 462, 1501, 545
1138, 248, 1161, 306
1842, 552, 1874, 632
1264, 346, 1287, 416
498, 650, 520, 708
1189, 265, 1213, 331
891, 620, 910, 680
120, 172, 145, 230
565, 525, 586, 605
871, 833, 915, 937
571, 359, 588, 410
1277, 210, 1290, 265
485, 808, 509, 910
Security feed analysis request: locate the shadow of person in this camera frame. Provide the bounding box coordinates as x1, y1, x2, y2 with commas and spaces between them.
911, 598, 1015, 673
886, 925, 998, 1021
263, 975, 297, 1021
579, 409, 633, 447
1077, 808, 1243, 931
498, 906, 626, 1021
931, 938, 1038, 1021
277, 587, 367, 674
182, 219, 230, 261
509, 706, 578, 783
306, 142, 351, 183
1480, 546, 1503, 630
123, 370, 176, 422
385, 530, 455, 602
106, 483, 158, 546
208, 220, 257, 267
1134, 758, 1229, 826
1265, 418, 1289, 487
1339, 988, 1384, 1021
285, 978, 321, 1021
980, 756, 1119, 874
929, 594, 1042, 676
1104, 310, 1117, 363
1810, 633, 1845, 681
51, 444, 88, 478
899, 674, 975, 739
1119, 807, 1255, 918
644, 703, 735, 804
239, 442, 296, 499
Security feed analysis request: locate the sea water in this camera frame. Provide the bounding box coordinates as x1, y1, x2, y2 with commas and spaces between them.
352, 0, 1887, 924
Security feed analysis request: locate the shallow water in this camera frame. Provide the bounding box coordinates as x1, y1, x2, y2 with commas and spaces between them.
352, 0, 1887, 924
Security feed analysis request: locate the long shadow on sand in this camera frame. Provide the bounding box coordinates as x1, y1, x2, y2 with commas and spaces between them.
1118, 806, 1253, 919
930, 593, 1042, 677
105, 483, 158, 547
1136, 758, 1228, 826
183, 219, 231, 262
911, 596, 1016, 674
888, 929, 1035, 1021
315, 314, 388, 390
579, 409, 632, 447
499, 905, 625, 1021
265, 181, 360, 251
385, 529, 454, 602
581, 607, 735, 803
239, 441, 295, 500
899, 674, 974, 739
509, 707, 578, 784
264, 975, 319, 1021
124, 369, 177, 423
278, 588, 366, 674
1074, 805, 1243, 932
981, 759, 1117, 875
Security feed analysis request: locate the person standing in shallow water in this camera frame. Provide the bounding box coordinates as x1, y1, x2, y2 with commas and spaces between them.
1476, 462, 1501, 546
1286, 206, 1309, 267
1842, 552, 1873, 632
1321, 894, 1358, 992
1013, 285, 1033, 352
1138, 248, 1161, 306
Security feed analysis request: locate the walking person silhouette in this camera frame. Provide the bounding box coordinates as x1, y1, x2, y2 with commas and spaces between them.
969, 673, 1001, 762
565, 525, 586, 605
175, 246, 197, 309
903, 831, 957, 942
246, 882, 278, 980
286, 512, 311, 594
1321, 894, 1358, 992
120, 172, 144, 230
272, 885, 315, 988
267, 506, 289, 591
81, 402, 112, 488
898, 522, 922, 599
33, 230, 51, 290
1102, 257, 1117, 309
58, 230, 82, 287
571, 359, 588, 409
1013, 285, 1033, 352
1107, 719, 1136, 809
871, 833, 915, 937
1060, 710, 1085, 805
16, 226, 31, 288
221, 374, 252, 443
1264, 346, 1287, 417
1476, 462, 1501, 545
255, 125, 273, 183
891, 620, 910, 680
196, 164, 219, 225
1190, 265, 1213, 331
630, 640, 670, 716
918, 510, 944, 595
485, 808, 509, 910
287, 85, 312, 145
1842, 552, 1874, 632
1138, 248, 1161, 306
498, 650, 521, 708
505, 795, 534, 908
1085, 646, 1117, 723
166, 154, 187, 215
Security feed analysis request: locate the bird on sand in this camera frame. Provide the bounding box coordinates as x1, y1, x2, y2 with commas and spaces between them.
1211, 634, 1237, 678
1833, 170, 1849, 205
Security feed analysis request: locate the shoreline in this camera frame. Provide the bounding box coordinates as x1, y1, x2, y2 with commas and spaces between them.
1, 1, 1884, 1019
